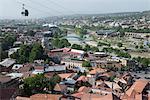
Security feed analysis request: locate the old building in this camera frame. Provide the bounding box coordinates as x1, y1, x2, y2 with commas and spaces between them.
0, 75, 20, 100
0, 58, 16, 72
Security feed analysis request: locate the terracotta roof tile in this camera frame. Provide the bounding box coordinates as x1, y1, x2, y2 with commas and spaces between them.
16, 96, 30, 100
72, 92, 104, 100
98, 93, 120, 100
58, 73, 74, 79
133, 79, 149, 93
54, 84, 67, 92
77, 76, 88, 82
89, 68, 106, 75
30, 94, 62, 100
78, 86, 90, 93
126, 79, 149, 96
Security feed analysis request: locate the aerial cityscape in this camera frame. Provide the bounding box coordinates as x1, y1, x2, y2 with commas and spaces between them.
0, 0, 150, 100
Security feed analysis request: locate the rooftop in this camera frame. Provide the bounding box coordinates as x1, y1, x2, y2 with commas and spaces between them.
0, 75, 12, 83
126, 79, 150, 96
6, 73, 23, 79
58, 73, 75, 79
30, 94, 62, 100
0, 58, 15, 67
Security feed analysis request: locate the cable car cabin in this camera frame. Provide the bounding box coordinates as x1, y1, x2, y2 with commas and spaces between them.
21, 9, 29, 16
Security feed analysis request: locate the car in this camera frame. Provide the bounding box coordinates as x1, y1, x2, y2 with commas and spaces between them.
135, 76, 141, 79
134, 74, 137, 77
145, 77, 150, 79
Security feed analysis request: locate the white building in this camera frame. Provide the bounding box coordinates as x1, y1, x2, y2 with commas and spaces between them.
0, 58, 16, 68
12, 64, 23, 70
45, 65, 66, 72
8, 47, 20, 56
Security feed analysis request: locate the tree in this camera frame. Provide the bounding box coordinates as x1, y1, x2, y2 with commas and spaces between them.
142, 58, 149, 68
148, 44, 150, 48
135, 45, 139, 49
121, 66, 130, 71
117, 42, 123, 47
23, 74, 61, 96
29, 43, 44, 62
77, 71, 87, 76
109, 76, 116, 82
27, 30, 36, 36
10, 43, 46, 63
119, 31, 125, 37
19, 45, 31, 58
51, 38, 60, 48
140, 45, 144, 49
18, 55, 28, 64
136, 57, 150, 69
98, 42, 110, 46
91, 46, 99, 52
71, 44, 83, 50
0, 51, 8, 61
75, 27, 87, 35
51, 38, 71, 48
82, 61, 92, 67
84, 44, 91, 52
59, 38, 71, 48
23, 74, 48, 96
1, 33, 16, 50
9, 44, 31, 63
49, 74, 61, 91
62, 29, 68, 35
102, 47, 114, 53
79, 34, 84, 39
117, 52, 131, 58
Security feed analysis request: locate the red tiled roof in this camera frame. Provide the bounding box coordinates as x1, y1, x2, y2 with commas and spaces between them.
16, 96, 30, 100
126, 79, 149, 96
49, 48, 83, 56
77, 76, 88, 82
30, 94, 62, 100
89, 68, 107, 75
78, 86, 90, 93
123, 79, 150, 100
72, 92, 101, 100
50, 48, 71, 53
58, 73, 74, 79
19, 63, 33, 72
133, 79, 149, 93
44, 72, 55, 79
98, 93, 120, 100
54, 84, 67, 92
99, 71, 115, 77
34, 66, 44, 70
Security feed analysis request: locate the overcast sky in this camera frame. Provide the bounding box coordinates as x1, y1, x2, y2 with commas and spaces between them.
0, 0, 150, 19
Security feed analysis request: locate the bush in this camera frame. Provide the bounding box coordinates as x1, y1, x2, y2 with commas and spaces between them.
52, 38, 71, 48
98, 42, 110, 46
117, 42, 123, 47
71, 44, 83, 50
82, 61, 92, 67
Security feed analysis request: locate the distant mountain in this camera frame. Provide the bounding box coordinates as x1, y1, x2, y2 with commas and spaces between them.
141, 10, 150, 15
46, 10, 150, 19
